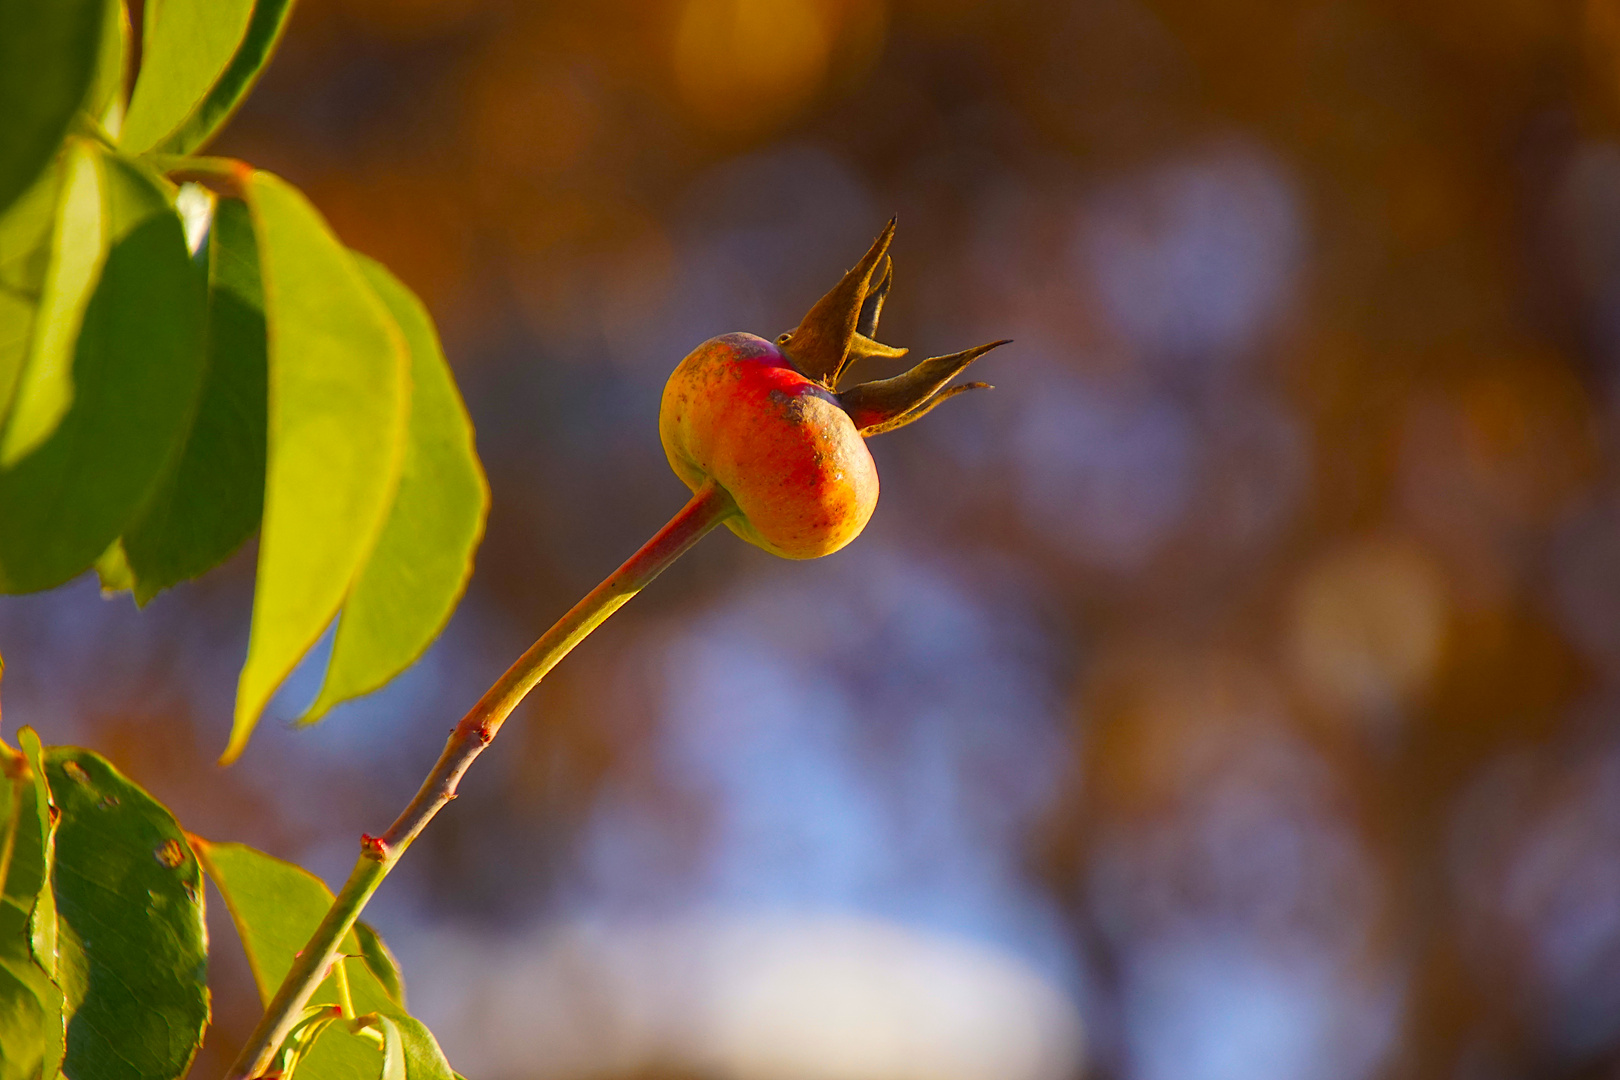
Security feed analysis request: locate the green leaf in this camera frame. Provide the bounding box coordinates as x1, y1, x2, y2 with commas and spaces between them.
93, 537, 136, 594
380, 1012, 454, 1080
122, 195, 267, 602
0, 0, 108, 217
0, 743, 63, 1080
0, 149, 208, 594
16, 731, 58, 987
302, 256, 488, 724
354, 920, 406, 1008
119, 0, 256, 154
43, 746, 209, 1080
193, 840, 450, 1080
189, 839, 360, 1005
1, 140, 109, 465
227, 171, 409, 763
156, 0, 295, 155
0, 163, 63, 433
380, 1016, 409, 1080
86, 0, 131, 133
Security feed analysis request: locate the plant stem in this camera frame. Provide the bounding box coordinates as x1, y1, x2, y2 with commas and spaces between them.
224, 480, 736, 1080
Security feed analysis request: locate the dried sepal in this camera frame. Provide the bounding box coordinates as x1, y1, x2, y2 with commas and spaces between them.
858, 381, 993, 436
779, 219, 897, 386
838, 339, 1010, 435
856, 258, 892, 340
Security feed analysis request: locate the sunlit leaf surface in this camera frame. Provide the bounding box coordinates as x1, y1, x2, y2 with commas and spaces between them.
156, 0, 295, 155
84, 0, 129, 131
0, 165, 62, 434
302, 255, 488, 724
382, 1011, 455, 1080
227, 170, 409, 762
119, 0, 256, 154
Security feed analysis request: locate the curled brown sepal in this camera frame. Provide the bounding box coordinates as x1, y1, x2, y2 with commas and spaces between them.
779, 219, 907, 387
837, 339, 1011, 436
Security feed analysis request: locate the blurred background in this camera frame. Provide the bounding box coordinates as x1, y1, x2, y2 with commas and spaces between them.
11, 0, 1620, 1077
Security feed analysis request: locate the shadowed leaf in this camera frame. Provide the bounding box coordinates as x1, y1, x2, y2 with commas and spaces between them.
43, 746, 208, 1080
0, 150, 207, 594
194, 840, 450, 1079
0, 738, 62, 1080
85, 0, 129, 131
0, 140, 108, 466
0, 164, 63, 433
123, 195, 267, 601
355, 920, 406, 1008
0, 0, 107, 216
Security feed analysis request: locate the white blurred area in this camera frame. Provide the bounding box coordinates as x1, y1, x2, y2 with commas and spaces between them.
407, 912, 1082, 1080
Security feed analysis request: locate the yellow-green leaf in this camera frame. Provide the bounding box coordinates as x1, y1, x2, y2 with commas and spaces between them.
0, 163, 63, 433
227, 170, 409, 763
1, 140, 109, 466
119, 0, 257, 154
302, 256, 488, 724
375, 1016, 453, 1080
156, 0, 295, 155
86, 0, 130, 133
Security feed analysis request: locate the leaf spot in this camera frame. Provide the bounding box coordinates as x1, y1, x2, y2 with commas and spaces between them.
63, 760, 90, 783
154, 838, 186, 869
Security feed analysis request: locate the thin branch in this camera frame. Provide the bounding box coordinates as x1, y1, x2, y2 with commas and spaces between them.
223, 480, 736, 1080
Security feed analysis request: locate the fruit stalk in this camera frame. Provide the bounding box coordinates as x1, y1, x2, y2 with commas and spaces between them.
224, 480, 736, 1080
